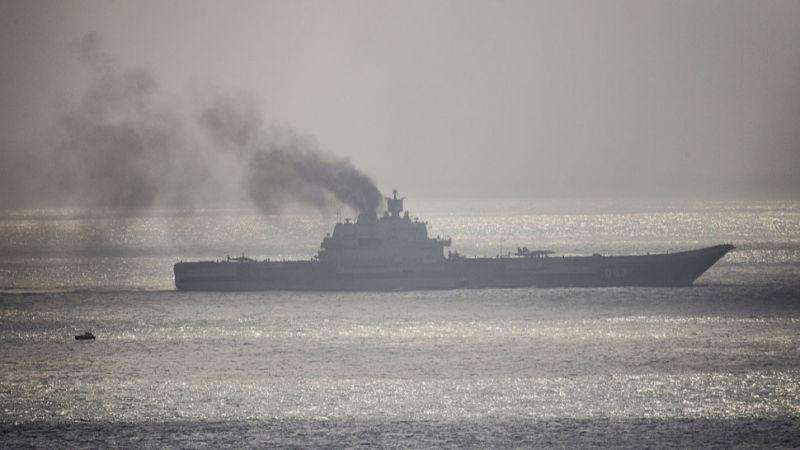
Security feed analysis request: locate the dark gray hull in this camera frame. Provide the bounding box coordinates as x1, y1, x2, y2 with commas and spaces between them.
174, 244, 734, 291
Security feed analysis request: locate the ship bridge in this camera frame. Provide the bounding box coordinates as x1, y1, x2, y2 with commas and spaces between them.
318, 190, 450, 268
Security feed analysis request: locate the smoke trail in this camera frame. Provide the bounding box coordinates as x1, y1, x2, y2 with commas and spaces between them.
244, 144, 383, 215
53, 32, 194, 211
10, 32, 382, 216
198, 93, 383, 215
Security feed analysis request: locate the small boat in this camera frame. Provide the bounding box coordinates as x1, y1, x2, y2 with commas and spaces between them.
75, 332, 96, 340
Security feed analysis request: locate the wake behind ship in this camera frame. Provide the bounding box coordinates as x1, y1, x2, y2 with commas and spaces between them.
174, 191, 734, 291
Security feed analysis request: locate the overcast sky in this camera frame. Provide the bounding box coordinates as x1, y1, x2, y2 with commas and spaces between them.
2, 0, 799, 205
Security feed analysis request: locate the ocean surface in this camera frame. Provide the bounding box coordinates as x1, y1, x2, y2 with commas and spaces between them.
1, 198, 799, 447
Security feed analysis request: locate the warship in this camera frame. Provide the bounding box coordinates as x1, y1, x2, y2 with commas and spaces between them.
174, 191, 734, 291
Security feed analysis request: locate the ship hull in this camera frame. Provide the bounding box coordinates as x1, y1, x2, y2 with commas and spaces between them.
174, 245, 734, 291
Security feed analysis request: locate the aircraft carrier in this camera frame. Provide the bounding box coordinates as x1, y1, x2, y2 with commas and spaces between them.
174, 191, 734, 291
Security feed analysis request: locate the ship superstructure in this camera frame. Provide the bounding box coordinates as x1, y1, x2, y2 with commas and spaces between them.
174, 191, 734, 291
317, 190, 450, 270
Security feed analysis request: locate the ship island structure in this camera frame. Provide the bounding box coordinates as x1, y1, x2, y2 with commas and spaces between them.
174, 191, 734, 291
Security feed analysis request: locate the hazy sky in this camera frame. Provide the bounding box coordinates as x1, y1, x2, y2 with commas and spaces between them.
2, 0, 800, 205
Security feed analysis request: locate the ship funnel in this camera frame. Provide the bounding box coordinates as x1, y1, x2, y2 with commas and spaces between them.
357, 210, 378, 224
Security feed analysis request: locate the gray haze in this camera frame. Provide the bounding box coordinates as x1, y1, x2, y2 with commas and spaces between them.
2, 0, 800, 205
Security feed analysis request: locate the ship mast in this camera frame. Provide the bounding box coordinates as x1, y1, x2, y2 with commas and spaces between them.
387, 189, 405, 218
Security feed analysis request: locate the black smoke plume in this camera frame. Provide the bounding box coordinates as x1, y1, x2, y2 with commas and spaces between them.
245, 146, 383, 215
7, 32, 382, 216
197, 94, 382, 214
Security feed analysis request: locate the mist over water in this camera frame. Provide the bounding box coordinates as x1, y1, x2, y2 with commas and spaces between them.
1, 198, 800, 446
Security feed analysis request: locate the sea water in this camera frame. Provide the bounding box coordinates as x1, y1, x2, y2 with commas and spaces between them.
1, 199, 799, 447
